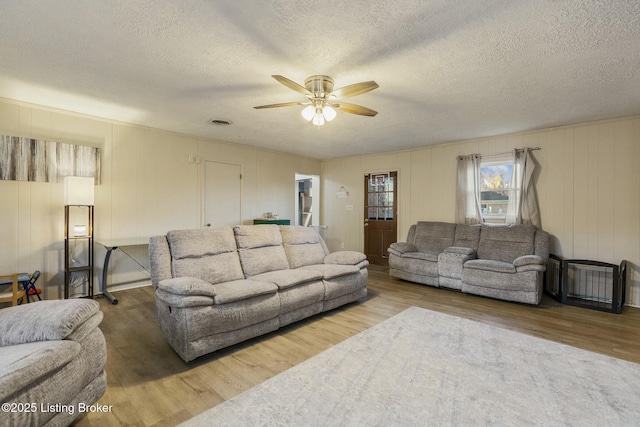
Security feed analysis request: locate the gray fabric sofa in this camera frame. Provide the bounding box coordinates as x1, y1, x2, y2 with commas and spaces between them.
388, 222, 549, 304
149, 225, 368, 362
0, 299, 107, 427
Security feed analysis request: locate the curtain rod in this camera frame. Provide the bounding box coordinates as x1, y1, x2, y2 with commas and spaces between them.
462, 146, 542, 160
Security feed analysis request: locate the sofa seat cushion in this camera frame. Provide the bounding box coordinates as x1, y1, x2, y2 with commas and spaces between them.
249, 269, 323, 290
0, 340, 80, 401
299, 264, 359, 279
464, 259, 516, 274
211, 280, 278, 305
401, 251, 439, 262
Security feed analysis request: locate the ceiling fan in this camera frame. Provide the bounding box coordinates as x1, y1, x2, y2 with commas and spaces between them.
254, 75, 379, 126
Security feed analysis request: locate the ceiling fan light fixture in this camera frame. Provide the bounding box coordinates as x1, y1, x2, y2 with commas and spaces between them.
255, 74, 379, 125
301, 105, 315, 121
323, 105, 336, 121
312, 111, 325, 126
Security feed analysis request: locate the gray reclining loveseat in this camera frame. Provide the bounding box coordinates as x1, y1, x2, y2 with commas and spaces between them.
150, 225, 368, 362
388, 222, 549, 304
0, 300, 107, 427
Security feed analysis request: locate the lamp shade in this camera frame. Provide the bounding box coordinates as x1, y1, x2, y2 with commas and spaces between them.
312, 111, 325, 126
323, 106, 337, 121
301, 105, 315, 121
64, 176, 95, 205
73, 224, 88, 237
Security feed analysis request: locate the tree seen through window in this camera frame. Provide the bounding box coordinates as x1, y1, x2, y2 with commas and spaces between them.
480, 162, 513, 220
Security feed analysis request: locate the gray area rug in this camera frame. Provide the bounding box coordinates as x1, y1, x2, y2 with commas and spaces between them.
183, 307, 640, 426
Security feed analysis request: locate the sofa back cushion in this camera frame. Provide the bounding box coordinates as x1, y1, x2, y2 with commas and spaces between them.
149, 235, 172, 289
406, 224, 417, 244
534, 229, 550, 259
280, 226, 327, 269
453, 224, 481, 250
411, 222, 457, 254
234, 225, 290, 277
167, 227, 244, 285
477, 224, 536, 263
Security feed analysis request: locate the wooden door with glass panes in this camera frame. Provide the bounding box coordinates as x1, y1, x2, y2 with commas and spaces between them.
364, 171, 397, 266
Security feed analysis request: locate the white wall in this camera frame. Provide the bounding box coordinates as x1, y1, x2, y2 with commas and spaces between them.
321, 116, 640, 307
0, 98, 320, 298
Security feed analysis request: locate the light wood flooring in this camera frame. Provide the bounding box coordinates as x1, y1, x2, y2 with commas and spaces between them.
75, 270, 640, 426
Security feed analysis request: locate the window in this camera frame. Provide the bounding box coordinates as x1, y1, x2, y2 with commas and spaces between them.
366, 173, 395, 220
457, 148, 541, 227
480, 156, 513, 223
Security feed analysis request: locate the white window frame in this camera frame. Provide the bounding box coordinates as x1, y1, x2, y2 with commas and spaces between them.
479, 154, 513, 224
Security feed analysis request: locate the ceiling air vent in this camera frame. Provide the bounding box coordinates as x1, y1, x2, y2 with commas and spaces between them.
211, 119, 232, 126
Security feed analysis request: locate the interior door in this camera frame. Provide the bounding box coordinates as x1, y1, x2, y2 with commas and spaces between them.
364, 171, 397, 266
204, 161, 242, 227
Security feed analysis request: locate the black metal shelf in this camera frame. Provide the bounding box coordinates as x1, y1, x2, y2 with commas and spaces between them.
64, 205, 94, 299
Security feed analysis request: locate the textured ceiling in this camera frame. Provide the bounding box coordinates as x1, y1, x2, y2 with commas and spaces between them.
1, 1, 639, 159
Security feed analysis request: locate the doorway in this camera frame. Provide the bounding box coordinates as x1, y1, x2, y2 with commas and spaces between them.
364, 171, 397, 266
295, 174, 319, 227
204, 161, 242, 227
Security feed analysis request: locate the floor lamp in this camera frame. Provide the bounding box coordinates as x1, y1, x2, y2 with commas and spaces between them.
64, 176, 95, 299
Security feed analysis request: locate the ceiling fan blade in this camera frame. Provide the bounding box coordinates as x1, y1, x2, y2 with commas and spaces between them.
253, 101, 310, 109
271, 75, 311, 96
330, 102, 378, 117
330, 81, 379, 99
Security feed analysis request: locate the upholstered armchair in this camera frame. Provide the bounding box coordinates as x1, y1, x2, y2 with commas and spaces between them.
0, 300, 107, 426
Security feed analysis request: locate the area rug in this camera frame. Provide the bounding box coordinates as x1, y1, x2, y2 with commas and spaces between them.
182, 307, 640, 426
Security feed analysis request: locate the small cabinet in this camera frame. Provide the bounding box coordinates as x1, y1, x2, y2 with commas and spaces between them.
253, 219, 290, 225
64, 205, 94, 299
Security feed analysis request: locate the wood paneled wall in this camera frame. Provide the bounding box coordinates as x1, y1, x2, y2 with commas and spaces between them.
321, 116, 640, 307
0, 99, 320, 299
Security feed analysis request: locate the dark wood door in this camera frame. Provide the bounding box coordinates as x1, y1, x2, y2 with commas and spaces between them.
364, 171, 397, 266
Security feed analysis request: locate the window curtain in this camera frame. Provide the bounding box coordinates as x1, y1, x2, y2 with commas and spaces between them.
506, 148, 541, 227
455, 154, 483, 224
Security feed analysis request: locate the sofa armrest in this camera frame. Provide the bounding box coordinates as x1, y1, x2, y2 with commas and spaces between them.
514, 255, 547, 273
443, 246, 476, 256
0, 300, 101, 346
513, 255, 545, 267
156, 277, 216, 309
324, 251, 368, 268
157, 277, 216, 297
388, 242, 419, 256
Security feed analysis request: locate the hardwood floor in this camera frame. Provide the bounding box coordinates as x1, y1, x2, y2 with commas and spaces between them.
75, 270, 640, 426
